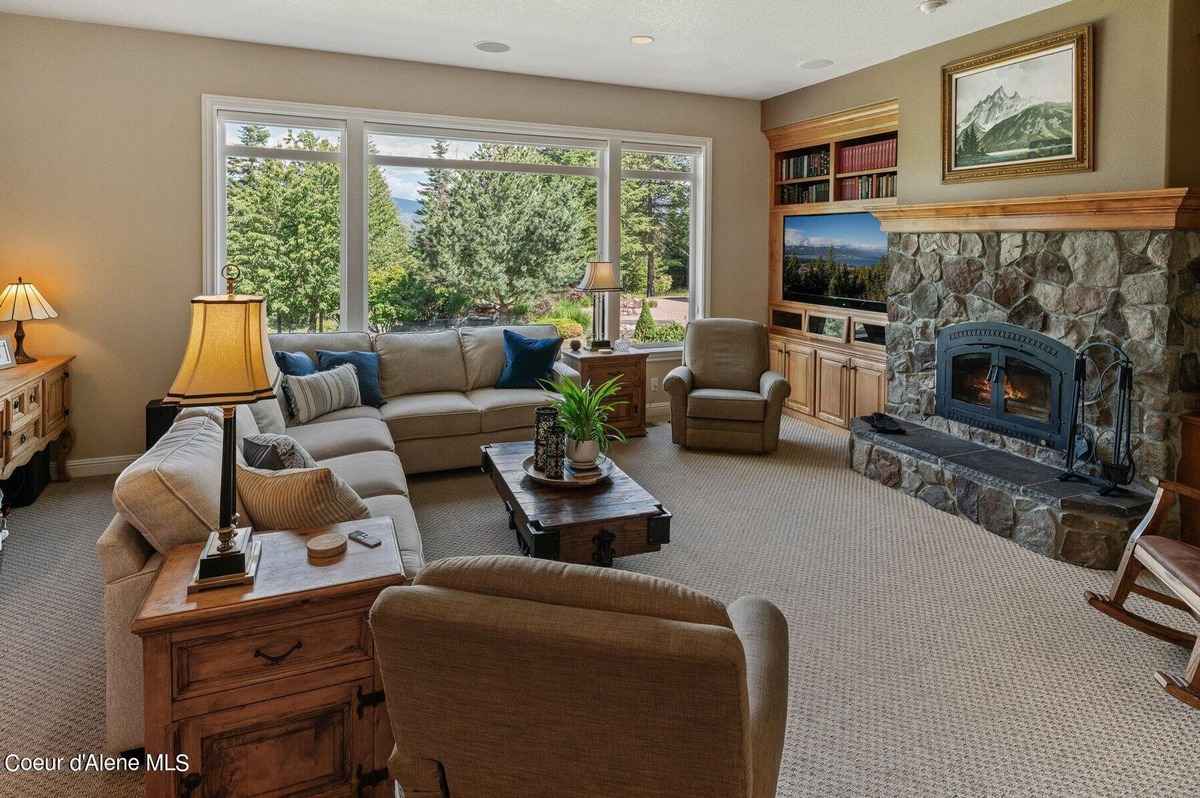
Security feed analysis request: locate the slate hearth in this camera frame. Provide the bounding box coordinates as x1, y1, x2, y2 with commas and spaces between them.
850, 416, 1151, 569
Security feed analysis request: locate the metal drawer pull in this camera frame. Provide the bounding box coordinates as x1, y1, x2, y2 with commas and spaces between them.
253, 640, 302, 665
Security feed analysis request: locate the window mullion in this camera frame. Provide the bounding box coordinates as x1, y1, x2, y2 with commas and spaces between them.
606, 139, 622, 344
345, 119, 365, 331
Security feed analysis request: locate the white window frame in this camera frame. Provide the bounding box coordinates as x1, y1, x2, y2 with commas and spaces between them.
202, 95, 712, 342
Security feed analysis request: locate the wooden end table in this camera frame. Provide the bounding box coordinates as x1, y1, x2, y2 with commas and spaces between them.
131, 517, 405, 798
481, 441, 671, 567
559, 348, 649, 437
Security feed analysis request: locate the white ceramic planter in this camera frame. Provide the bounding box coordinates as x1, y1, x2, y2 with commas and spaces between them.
566, 437, 600, 468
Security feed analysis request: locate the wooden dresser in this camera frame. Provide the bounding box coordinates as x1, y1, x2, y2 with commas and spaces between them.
559, 349, 649, 437
131, 518, 406, 798
0, 356, 73, 480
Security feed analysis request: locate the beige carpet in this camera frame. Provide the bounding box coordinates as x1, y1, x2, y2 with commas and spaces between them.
3, 417, 1199, 797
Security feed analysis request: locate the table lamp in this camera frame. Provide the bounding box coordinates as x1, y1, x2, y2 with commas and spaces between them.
0, 277, 58, 364
162, 266, 278, 592
578, 260, 620, 350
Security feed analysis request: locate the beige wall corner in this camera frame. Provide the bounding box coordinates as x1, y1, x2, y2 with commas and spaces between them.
0, 13, 766, 461
761, 0, 1173, 203
1168, 0, 1200, 187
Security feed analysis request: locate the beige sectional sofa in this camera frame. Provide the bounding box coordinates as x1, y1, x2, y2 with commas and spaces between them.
97, 324, 578, 752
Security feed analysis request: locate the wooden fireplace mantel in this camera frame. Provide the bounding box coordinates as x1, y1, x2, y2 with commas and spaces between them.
872, 187, 1200, 233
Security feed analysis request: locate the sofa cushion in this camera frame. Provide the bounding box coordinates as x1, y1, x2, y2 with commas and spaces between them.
459, 325, 558, 390
113, 412, 227, 554
287, 418, 394, 459
381, 392, 481, 441
414, 555, 732, 629
249, 389, 288, 434
466, 388, 554, 433
284, 364, 362, 424
317, 350, 386, 408
687, 388, 766, 422
237, 464, 369, 531
288, 405, 382, 426
362, 494, 425, 577
374, 330, 467, 397
318, 451, 409, 498
269, 332, 372, 364
496, 329, 563, 389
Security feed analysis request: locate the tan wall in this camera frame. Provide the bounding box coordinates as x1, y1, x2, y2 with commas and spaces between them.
761, 0, 1174, 202
0, 13, 766, 462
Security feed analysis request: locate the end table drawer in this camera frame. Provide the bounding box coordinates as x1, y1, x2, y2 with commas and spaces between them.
174, 611, 371, 699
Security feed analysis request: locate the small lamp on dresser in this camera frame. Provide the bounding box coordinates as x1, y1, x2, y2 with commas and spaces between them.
578, 260, 621, 351
0, 277, 58, 364
161, 265, 278, 592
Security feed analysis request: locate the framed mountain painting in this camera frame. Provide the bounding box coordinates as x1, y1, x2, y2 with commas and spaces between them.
942, 24, 1092, 183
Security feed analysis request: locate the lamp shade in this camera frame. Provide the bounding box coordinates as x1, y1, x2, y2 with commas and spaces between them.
163, 293, 279, 406
0, 278, 57, 322
578, 261, 620, 292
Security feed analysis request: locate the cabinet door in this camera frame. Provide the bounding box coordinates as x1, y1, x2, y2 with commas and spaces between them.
814, 350, 850, 427
784, 342, 815, 416
851, 359, 887, 419
43, 368, 69, 436
768, 336, 787, 376
174, 678, 377, 798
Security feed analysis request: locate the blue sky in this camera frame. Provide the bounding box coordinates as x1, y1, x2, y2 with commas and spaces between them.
783, 212, 885, 251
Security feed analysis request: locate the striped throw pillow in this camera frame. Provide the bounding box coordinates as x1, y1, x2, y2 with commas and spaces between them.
283, 363, 362, 424
236, 464, 370, 531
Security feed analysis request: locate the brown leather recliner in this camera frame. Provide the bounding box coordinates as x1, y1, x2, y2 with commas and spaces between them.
664, 318, 791, 452
369, 555, 790, 798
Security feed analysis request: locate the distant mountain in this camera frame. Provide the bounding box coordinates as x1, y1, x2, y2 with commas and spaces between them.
784, 242, 885, 268
957, 86, 1037, 135
976, 102, 1072, 153
391, 197, 421, 228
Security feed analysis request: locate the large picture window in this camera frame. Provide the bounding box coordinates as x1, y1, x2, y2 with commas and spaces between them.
207, 98, 708, 347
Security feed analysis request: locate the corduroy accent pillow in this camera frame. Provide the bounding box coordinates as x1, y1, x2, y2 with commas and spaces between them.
242, 433, 318, 470
282, 363, 362, 423
236, 464, 370, 531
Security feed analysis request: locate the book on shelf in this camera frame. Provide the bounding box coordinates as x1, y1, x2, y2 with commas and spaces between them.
837, 172, 896, 201
779, 148, 829, 181
837, 136, 896, 174
779, 180, 830, 205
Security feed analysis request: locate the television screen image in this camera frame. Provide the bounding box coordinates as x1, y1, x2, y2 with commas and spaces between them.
782, 212, 888, 312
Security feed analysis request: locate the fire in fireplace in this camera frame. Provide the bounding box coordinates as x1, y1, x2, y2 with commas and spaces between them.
935, 322, 1076, 450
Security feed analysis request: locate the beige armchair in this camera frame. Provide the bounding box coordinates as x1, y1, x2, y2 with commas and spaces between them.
370, 555, 789, 798
665, 318, 790, 452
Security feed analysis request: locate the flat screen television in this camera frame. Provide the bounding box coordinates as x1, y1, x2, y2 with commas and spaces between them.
781, 212, 888, 313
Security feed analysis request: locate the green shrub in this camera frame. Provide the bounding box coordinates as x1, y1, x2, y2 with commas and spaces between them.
535, 316, 584, 339
548, 297, 592, 328
632, 303, 657, 341
631, 304, 685, 344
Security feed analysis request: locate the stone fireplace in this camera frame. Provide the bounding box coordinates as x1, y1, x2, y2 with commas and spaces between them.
850, 224, 1200, 568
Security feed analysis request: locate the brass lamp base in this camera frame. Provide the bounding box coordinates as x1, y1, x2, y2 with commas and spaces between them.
187, 526, 262, 593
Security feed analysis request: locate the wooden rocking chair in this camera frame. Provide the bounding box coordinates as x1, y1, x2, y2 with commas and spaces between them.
1089, 475, 1200, 705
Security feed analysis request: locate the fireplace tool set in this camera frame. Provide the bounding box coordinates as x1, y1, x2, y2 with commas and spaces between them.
1060, 341, 1135, 494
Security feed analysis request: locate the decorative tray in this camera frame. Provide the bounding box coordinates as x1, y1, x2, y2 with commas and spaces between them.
521, 455, 613, 487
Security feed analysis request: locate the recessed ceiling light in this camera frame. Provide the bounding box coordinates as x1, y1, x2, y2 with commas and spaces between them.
918, 0, 949, 13
800, 58, 834, 69
630, 35, 655, 46
474, 40, 511, 53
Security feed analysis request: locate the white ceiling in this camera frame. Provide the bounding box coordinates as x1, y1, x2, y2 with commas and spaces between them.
1, 0, 1071, 99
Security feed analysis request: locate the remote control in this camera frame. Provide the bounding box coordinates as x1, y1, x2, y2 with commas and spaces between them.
348, 529, 381, 548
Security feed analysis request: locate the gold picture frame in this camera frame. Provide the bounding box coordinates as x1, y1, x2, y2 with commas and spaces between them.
942, 24, 1093, 184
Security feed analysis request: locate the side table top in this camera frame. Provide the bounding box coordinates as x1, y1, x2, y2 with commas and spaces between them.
560, 348, 650, 364
132, 517, 405, 635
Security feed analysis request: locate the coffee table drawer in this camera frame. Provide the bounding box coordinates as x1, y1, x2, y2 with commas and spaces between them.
173, 611, 371, 699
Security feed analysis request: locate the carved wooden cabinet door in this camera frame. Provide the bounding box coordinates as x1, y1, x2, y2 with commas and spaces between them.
851, 358, 887, 419
42, 366, 69, 436
814, 349, 850, 427
174, 678, 376, 797
784, 341, 815, 416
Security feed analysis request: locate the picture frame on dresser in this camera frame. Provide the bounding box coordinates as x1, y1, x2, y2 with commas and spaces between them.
0, 339, 15, 370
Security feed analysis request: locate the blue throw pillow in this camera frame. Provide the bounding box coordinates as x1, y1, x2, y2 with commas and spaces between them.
496, 330, 563, 389
274, 350, 316, 377
317, 350, 386, 408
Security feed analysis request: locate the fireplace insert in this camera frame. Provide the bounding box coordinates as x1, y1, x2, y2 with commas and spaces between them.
935, 322, 1076, 450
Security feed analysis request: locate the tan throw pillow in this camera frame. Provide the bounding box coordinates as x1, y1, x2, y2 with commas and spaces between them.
236, 464, 369, 531
283, 363, 361, 424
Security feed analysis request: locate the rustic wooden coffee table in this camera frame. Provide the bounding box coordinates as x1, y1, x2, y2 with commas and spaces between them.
481, 441, 671, 567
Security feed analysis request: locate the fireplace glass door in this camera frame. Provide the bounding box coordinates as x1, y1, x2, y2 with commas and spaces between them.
1001, 355, 1052, 423
950, 352, 992, 408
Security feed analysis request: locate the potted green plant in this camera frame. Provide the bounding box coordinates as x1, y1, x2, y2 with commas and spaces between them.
545, 375, 627, 468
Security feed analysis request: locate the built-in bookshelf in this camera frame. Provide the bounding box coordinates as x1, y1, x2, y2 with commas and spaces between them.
766, 99, 900, 212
